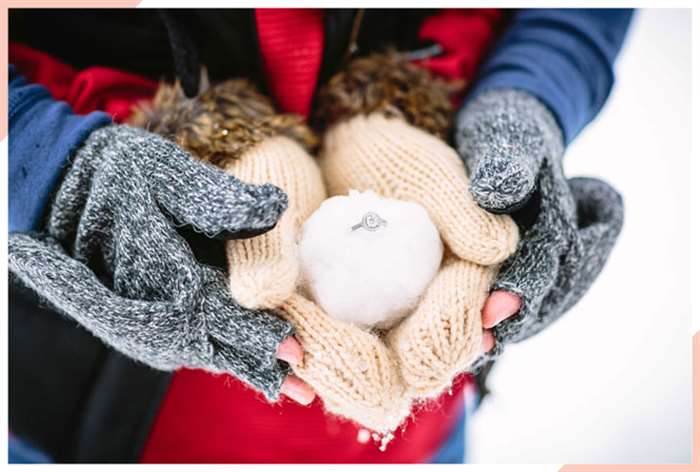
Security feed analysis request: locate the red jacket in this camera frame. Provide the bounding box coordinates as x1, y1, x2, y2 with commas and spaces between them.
10, 8, 502, 463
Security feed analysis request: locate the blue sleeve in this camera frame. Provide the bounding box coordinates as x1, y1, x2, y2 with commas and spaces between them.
467, 9, 634, 145
9, 65, 112, 232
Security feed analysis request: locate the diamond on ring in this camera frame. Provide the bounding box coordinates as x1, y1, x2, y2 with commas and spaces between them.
351, 212, 388, 232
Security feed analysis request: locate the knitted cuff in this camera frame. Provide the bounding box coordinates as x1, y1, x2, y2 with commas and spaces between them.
201, 277, 295, 400
315, 51, 455, 140
129, 78, 318, 169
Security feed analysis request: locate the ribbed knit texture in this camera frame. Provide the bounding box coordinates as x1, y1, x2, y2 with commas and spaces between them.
220, 125, 411, 432
388, 257, 496, 398
321, 113, 518, 266
218, 127, 410, 432
316, 112, 519, 421
225, 136, 326, 309
255, 9, 324, 118
277, 293, 411, 433
8, 125, 294, 400
455, 89, 625, 358
225, 113, 518, 431
312, 52, 518, 419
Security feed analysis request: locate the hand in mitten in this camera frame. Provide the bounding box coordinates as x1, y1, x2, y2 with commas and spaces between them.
276, 293, 411, 433
387, 256, 497, 397
316, 53, 519, 398
8, 124, 301, 401
137, 81, 410, 429
132, 80, 325, 311
137, 80, 408, 431
136, 79, 412, 424
456, 89, 624, 358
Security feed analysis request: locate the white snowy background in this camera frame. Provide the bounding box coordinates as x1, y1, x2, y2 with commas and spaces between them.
469, 9, 692, 464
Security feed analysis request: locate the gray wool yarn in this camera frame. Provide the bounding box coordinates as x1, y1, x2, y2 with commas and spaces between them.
456, 89, 624, 361
8, 125, 295, 400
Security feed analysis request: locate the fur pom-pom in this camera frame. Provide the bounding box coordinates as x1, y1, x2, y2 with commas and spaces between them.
129, 78, 318, 168
315, 51, 454, 139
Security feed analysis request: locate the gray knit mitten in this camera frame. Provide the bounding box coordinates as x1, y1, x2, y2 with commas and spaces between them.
456, 89, 624, 358
8, 125, 295, 399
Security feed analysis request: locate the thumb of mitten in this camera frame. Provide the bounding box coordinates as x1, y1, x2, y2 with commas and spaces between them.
226, 136, 326, 309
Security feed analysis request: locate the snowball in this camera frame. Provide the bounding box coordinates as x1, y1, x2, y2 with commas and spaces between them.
299, 190, 443, 329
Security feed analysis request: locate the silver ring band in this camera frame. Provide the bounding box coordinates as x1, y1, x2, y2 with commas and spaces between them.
351, 212, 388, 232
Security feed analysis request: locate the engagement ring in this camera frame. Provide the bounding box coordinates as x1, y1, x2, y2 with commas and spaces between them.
351, 212, 388, 232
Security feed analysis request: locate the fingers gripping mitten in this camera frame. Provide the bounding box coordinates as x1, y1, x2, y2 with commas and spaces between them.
10, 124, 295, 399
316, 53, 519, 406
132, 79, 326, 309
456, 89, 624, 360
277, 294, 410, 433
388, 257, 497, 398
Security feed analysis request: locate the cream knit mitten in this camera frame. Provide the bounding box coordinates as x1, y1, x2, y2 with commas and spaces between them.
388, 257, 496, 397
224, 134, 410, 431
133, 78, 409, 432
317, 53, 519, 399
223, 136, 325, 309
321, 113, 517, 265
276, 293, 410, 432
131, 79, 324, 310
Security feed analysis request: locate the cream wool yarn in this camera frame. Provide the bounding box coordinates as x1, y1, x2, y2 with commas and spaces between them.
130, 78, 412, 431
319, 112, 519, 401
276, 293, 411, 433
388, 257, 497, 397
224, 135, 326, 309
225, 136, 415, 433
224, 137, 417, 432
320, 113, 518, 266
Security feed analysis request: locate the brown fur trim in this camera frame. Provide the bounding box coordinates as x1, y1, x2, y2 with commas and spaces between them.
315, 51, 455, 139
129, 79, 317, 168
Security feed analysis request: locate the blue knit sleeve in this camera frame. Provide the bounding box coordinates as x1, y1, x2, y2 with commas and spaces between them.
467, 9, 634, 145
9, 65, 112, 232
